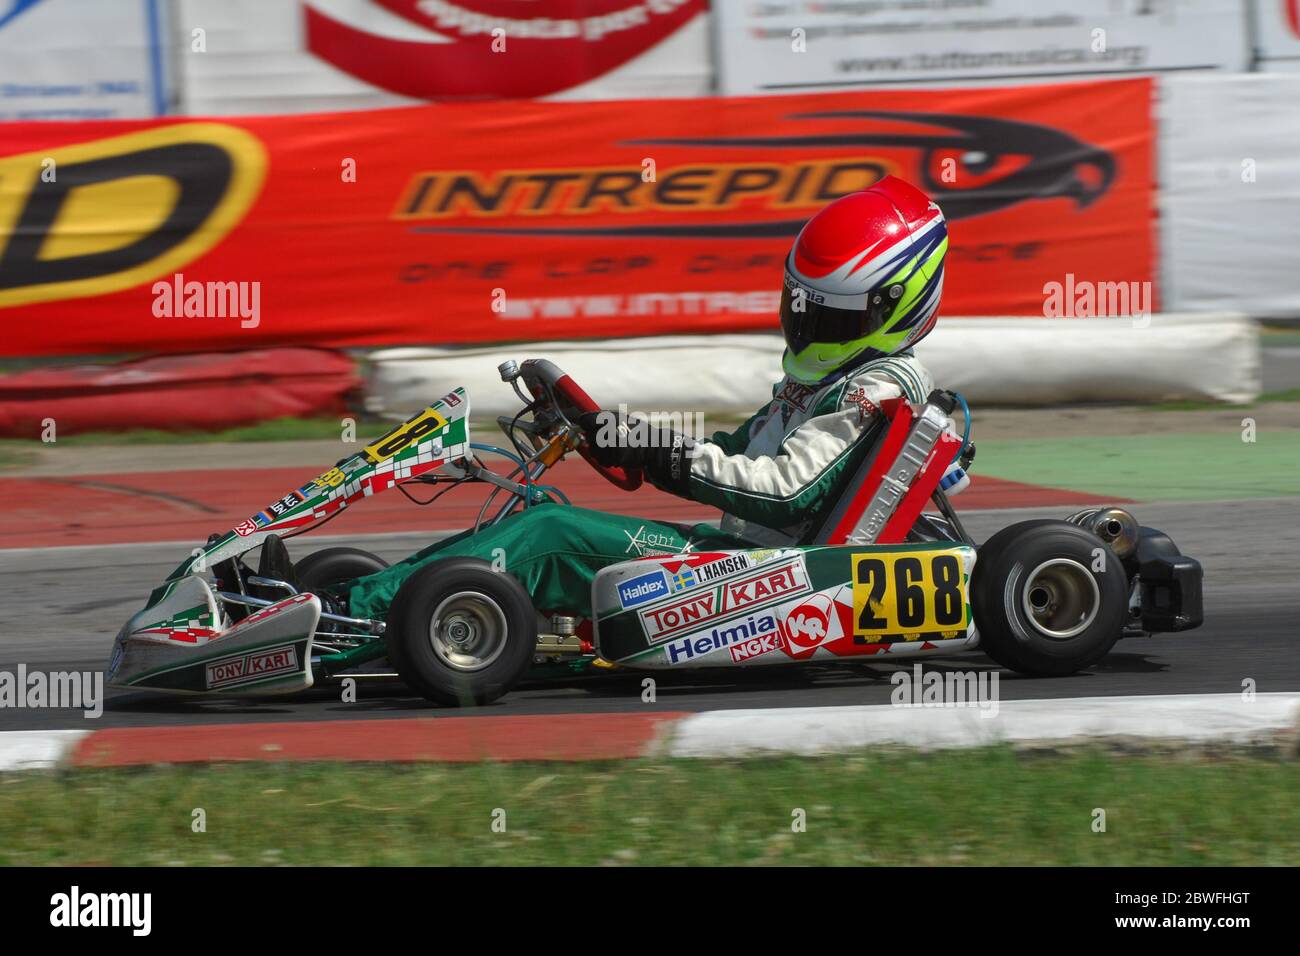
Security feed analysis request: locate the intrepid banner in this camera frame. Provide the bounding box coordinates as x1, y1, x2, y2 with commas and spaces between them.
1, 79, 1154, 357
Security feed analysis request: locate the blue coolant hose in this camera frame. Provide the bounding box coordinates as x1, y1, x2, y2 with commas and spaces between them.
954, 391, 972, 459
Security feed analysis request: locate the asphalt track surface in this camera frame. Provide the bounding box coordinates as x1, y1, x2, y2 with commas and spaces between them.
3, 497, 1296, 732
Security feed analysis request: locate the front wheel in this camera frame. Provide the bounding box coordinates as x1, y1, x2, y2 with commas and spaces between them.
386, 557, 537, 706
972, 520, 1127, 677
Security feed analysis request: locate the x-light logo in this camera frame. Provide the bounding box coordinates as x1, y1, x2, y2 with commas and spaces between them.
623, 524, 695, 557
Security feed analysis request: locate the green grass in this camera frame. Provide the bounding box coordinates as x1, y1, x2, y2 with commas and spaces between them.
3, 749, 1297, 866
1148, 388, 1300, 412
0, 444, 37, 469
1260, 327, 1300, 347
975, 431, 1300, 501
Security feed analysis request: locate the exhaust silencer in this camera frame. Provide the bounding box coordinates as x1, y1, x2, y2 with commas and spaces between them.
1066, 507, 1140, 559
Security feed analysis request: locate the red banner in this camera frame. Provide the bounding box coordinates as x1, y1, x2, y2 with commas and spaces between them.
0, 80, 1153, 357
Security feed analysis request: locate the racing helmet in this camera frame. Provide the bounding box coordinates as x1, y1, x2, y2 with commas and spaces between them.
780, 176, 948, 385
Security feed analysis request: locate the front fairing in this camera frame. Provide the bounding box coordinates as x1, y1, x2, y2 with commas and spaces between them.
110, 389, 472, 692
166, 388, 470, 584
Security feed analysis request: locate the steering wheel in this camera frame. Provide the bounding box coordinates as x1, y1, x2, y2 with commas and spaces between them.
518, 359, 643, 491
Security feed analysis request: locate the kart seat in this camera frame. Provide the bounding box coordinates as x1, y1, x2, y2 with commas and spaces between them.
807, 389, 963, 547
212, 533, 302, 619
256, 534, 301, 594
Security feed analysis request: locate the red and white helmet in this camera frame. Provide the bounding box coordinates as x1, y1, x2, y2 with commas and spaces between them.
780, 176, 948, 385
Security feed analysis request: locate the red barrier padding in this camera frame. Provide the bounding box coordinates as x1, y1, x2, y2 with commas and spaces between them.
0, 348, 360, 438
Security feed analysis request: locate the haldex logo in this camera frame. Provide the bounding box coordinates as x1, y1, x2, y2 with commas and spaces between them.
618, 570, 669, 609
400, 111, 1116, 238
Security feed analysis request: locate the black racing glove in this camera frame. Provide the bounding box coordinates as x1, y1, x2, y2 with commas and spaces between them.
577, 410, 696, 496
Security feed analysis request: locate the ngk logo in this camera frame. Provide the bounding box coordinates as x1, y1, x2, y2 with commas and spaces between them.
729, 632, 784, 663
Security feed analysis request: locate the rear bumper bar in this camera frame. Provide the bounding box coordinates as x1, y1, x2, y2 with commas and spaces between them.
1138, 554, 1204, 633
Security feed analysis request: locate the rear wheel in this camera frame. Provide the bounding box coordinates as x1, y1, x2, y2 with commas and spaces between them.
294, 547, 391, 655
972, 520, 1127, 676
295, 547, 389, 591
386, 557, 537, 706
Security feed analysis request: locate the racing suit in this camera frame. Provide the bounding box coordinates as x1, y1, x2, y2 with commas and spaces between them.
345, 352, 933, 621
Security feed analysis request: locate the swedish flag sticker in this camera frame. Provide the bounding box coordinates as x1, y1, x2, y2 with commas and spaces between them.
672, 568, 697, 591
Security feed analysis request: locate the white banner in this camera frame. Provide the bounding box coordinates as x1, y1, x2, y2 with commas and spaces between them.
176, 0, 710, 115
0, 0, 166, 119
714, 0, 1248, 94
1255, 0, 1300, 70
1159, 74, 1300, 319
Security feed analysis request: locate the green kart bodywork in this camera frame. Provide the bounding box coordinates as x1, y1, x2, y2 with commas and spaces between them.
105, 360, 1202, 704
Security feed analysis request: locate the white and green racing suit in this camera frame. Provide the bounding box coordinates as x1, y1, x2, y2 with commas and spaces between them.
345, 352, 933, 621
689, 351, 934, 545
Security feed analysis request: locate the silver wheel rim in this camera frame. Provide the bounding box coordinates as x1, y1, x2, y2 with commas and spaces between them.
428, 591, 508, 672
1020, 558, 1101, 640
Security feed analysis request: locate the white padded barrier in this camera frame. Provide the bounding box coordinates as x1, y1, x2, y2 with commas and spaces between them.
1159, 75, 1300, 320
365, 314, 1259, 418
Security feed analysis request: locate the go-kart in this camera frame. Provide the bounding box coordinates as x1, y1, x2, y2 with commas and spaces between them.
107, 358, 1204, 705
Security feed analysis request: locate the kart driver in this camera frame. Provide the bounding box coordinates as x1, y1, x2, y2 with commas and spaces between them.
345, 176, 948, 622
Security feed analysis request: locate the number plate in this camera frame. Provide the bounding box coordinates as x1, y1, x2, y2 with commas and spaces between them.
851, 548, 970, 640
363, 406, 448, 463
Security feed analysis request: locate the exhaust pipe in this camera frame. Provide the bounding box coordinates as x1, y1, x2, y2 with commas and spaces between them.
1066, 507, 1140, 559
